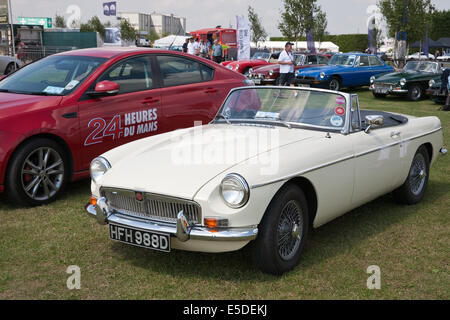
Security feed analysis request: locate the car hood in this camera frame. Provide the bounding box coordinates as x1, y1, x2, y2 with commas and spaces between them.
228, 59, 268, 66
296, 65, 348, 76
0, 92, 63, 121
253, 64, 280, 73
99, 124, 319, 200
375, 71, 437, 82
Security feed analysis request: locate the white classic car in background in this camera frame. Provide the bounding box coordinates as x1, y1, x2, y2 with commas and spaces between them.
86, 86, 446, 275
0, 55, 22, 75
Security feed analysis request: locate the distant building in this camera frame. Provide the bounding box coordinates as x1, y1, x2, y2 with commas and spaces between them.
118, 12, 186, 37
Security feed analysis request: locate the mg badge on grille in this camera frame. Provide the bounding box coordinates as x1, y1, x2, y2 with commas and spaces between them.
135, 192, 144, 202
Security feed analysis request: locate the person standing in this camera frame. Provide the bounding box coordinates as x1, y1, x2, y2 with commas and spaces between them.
182, 38, 189, 53
278, 42, 296, 86
199, 39, 208, 58
212, 39, 223, 64
187, 38, 196, 55
442, 68, 450, 111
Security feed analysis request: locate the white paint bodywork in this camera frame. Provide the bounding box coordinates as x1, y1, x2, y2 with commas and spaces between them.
91, 89, 444, 253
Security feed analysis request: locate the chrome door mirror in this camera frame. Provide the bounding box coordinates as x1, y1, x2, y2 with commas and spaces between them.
365, 115, 384, 133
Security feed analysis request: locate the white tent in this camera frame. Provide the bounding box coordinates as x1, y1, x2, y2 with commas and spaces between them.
154, 35, 190, 48
252, 41, 340, 53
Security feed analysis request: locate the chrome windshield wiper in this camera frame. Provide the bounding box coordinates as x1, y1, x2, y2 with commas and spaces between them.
254, 116, 292, 129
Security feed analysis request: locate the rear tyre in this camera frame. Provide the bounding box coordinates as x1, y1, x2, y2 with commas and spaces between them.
407, 84, 423, 101
252, 184, 309, 275
329, 77, 341, 91
5, 138, 70, 206
392, 146, 430, 205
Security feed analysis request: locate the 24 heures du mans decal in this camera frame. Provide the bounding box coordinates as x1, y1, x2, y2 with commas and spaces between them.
84, 108, 158, 146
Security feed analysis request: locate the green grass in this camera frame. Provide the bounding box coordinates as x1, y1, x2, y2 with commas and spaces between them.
0, 89, 449, 299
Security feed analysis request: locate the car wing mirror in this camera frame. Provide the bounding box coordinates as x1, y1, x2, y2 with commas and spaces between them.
87, 80, 120, 97
364, 115, 384, 133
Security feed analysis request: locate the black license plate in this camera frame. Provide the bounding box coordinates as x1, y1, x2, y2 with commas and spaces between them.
109, 223, 171, 252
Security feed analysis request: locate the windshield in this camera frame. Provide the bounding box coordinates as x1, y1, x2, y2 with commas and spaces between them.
404, 61, 438, 73
252, 52, 270, 60
293, 54, 305, 65
0, 55, 106, 95
328, 55, 356, 66
217, 87, 347, 131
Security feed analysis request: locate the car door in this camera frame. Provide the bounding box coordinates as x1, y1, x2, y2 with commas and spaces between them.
350, 55, 372, 86
155, 54, 221, 131
78, 54, 163, 170
305, 55, 318, 66
369, 55, 390, 77
350, 95, 404, 207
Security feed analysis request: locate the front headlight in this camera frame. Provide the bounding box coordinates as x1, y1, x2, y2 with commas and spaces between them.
319, 72, 326, 79
370, 76, 375, 84
220, 173, 250, 208
90, 157, 111, 183
235, 64, 240, 71
269, 70, 274, 76
400, 78, 407, 86
248, 68, 253, 75
429, 79, 435, 88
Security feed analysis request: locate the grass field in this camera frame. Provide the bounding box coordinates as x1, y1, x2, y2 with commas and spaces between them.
0, 89, 448, 300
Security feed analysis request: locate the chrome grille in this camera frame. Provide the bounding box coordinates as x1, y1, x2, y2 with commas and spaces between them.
101, 188, 201, 224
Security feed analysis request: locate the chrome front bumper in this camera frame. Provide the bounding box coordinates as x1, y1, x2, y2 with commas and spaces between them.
85, 197, 258, 243
369, 84, 408, 93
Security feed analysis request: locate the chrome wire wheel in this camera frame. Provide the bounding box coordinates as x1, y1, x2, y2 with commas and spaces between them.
277, 200, 303, 261
21, 147, 65, 201
410, 153, 427, 196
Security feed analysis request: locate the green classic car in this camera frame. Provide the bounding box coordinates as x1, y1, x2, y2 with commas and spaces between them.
370, 61, 448, 101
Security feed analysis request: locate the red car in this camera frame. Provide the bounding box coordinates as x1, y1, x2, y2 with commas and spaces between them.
0, 48, 247, 206
248, 53, 330, 85
221, 52, 280, 76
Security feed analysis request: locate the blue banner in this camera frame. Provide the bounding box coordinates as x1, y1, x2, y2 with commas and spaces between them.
306, 32, 315, 54
103, 2, 116, 16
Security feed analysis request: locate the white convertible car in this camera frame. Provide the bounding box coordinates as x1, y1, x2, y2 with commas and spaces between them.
85, 86, 446, 275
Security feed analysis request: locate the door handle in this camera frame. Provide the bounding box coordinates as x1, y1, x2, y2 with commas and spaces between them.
204, 88, 218, 94
390, 131, 401, 138
142, 98, 159, 104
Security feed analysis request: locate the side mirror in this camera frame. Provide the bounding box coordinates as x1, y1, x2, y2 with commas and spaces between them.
87, 80, 119, 97
365, 115, 384, 133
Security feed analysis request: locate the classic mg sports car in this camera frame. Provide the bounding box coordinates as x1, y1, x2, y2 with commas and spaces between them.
248, 53, 329, 85
222, 52, 280, 76
86, 86, 446, 275
295, 53, 394, 91
370, 61, 450, 101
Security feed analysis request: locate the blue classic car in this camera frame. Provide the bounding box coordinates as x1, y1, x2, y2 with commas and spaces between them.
295, 53, 394, 91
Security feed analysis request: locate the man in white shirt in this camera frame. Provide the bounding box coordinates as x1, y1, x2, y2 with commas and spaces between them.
278, 42, 295, 86
187, 38, 199, 55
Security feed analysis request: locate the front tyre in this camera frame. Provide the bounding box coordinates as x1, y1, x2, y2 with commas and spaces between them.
252, 184, 309, 275
407, 84, 423, 101
329, 77, 341, 91
5, 138, 70, 206
392, 146, 430, 205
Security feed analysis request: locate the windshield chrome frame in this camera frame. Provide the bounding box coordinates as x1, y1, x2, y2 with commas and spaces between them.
212, 86, 352, 135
